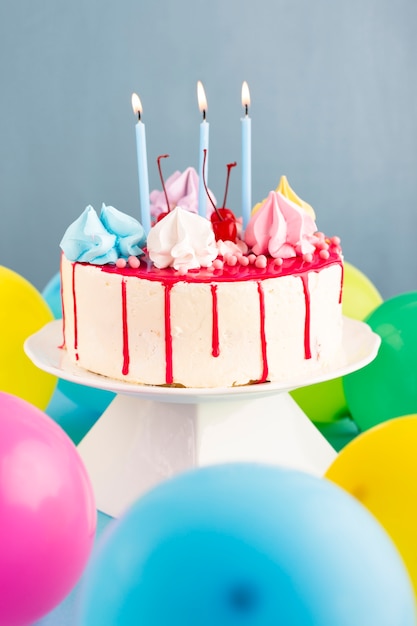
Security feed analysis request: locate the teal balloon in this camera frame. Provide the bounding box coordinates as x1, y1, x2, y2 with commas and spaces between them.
343, 291, 417, 431
57, 379, 115, 414
78, 464, 415, 626
42, 271, 115, 414
42, 271, 63, 319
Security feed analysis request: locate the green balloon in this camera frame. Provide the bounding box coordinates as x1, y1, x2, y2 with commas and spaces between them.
290, 377, 349, 424
343, 292, 417, 432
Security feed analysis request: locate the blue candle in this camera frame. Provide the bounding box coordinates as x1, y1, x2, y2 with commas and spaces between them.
241, 81, 252, 230
197, 81, 209, 217
131, 93, 151, 234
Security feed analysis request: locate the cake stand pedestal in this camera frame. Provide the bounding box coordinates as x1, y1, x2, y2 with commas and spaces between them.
25, 318, 380, 518
77, 391, 335, 517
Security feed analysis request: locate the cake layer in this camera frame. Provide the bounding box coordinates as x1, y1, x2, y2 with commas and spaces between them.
61, 252, 343, 388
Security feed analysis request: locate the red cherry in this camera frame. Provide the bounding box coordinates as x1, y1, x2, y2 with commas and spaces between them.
156, 211, 169, 222
211, 208, 238, 242
202, 150, 238, 242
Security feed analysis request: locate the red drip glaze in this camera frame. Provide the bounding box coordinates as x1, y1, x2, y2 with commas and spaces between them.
339, 262, 344, 304
300, 274, 312, 360
59, 253, 66, 349
257, 281, 269, 382
121, 280, 130, 375
211, 284, 220, 357
164, 283, 174, 384
99, 251, 343, 285
71, 263, 79, 360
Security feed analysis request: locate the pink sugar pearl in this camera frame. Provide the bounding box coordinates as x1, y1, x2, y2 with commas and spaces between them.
255, 255, 267, 269
319, 249, 330, 260
116, 258, 127, 268
128, 256, 140, 269
225, 255, 238, 267
213, 259, 224, 270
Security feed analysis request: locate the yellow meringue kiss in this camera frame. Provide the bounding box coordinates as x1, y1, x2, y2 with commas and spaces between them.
251, 176, 316, 219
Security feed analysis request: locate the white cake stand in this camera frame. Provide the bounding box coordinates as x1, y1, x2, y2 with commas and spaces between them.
25, 318, 380, 518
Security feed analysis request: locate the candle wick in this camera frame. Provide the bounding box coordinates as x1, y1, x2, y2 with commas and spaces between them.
202, 109, 206, 122
137, 111, 141, 122
245, 104, 249, 116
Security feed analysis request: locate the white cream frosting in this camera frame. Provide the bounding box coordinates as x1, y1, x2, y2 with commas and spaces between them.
147, 207, 218, 272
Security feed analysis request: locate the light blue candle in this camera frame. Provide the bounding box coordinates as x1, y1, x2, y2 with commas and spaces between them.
197, 81, 209, 217
131, 93, 151, 235
241, 81, 252, 230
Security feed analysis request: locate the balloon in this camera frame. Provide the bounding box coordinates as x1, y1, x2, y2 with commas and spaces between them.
0, 266, 57, 410
58, 380, 115, 414
78, 464, 415, 626
42, 271, 115, 414
290, 261, 383, 423
290, 377, 348, 424
343, 291, 417, 431
41, 270, 62, 319
326, 415, 417, 598
0, 391, 96, 626
342, 261, 383, 321
315, 416, 359, 452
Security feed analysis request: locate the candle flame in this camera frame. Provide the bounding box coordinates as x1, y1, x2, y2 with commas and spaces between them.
241, 81, 251, 110
131, 92, 143, 117
197, 81, 208, 115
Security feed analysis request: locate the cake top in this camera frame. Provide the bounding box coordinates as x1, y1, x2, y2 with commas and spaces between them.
60, 172, 342, 275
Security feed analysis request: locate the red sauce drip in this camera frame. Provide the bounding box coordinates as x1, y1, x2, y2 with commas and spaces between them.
72, 262, 79, 360
257, 281, 268, 382
121, 280, 130, 375
99, 251, 343, 285
300, 274, 312, 359
211, 284, 220, 357
164, 283, 174, 384
339, 262, 344, 304
59, 253, 66, 349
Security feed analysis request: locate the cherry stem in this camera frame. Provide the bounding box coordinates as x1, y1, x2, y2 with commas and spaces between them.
221, 162, 237, 208
202, 148, 222, 220
157, 154, 171, 213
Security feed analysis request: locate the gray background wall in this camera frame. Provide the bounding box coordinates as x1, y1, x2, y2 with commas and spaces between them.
1, 0, 416, 299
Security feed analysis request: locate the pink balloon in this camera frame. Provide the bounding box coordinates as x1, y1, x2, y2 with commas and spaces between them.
0, 391, 96, 626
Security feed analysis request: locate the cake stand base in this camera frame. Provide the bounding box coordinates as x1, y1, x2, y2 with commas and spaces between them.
77, 391, 337, 518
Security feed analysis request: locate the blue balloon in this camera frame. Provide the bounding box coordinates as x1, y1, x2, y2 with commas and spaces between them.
42, 270, 63, 319
78, 464, 415, 626
42, 271, 115, 415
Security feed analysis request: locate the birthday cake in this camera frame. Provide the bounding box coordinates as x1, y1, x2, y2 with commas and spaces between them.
59, 169, 344, 389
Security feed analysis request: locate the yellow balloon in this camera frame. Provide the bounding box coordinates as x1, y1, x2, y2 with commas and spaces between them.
342, 262, 383, 320
0, 266, 57, 409
325, 415, 417, 597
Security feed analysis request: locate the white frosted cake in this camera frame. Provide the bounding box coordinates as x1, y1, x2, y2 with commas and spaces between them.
60, 175, 343, 388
